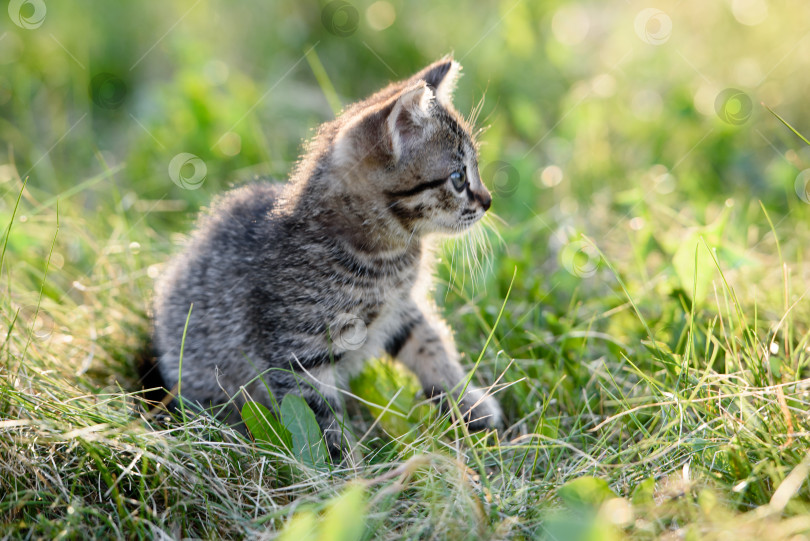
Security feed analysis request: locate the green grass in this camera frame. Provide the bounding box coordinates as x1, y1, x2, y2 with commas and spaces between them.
3, 0, 810, 539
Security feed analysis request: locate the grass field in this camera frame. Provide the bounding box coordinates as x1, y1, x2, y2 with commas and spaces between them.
3, 0, 810, 538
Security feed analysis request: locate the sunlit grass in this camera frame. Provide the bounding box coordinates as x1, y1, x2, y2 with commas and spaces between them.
4, 165, 810, 538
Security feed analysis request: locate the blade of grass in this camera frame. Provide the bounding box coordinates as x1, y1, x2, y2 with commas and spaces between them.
305, 47, 342, 116
0, 177, 28, 277
763, 103, 810, 146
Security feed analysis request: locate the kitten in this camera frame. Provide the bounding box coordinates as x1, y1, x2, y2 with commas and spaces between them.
153, 57, 502, 457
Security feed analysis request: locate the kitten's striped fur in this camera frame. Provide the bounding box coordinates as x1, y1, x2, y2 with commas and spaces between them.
154, 58, 502, 457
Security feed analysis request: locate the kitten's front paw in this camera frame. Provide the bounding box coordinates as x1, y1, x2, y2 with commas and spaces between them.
458, 387, 503, 431
426, 384, 503, 430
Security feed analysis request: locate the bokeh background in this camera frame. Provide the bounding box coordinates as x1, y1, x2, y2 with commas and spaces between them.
4, 0, 810, 538
4, 0, 810, 220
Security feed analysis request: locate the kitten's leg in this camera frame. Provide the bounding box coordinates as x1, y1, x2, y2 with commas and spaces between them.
387, 302, 502, 430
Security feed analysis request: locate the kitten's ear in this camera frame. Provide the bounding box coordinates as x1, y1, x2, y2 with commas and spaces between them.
416, 58, 461, 105
386, 82, 434, 160
332, 82, 433, 167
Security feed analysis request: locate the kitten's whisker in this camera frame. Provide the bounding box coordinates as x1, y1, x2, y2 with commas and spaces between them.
448, 237, 458, 288
483, 211, 506, 226
405, 226, 417, 250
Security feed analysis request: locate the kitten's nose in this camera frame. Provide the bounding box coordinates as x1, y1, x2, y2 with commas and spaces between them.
472, 186, 491, 211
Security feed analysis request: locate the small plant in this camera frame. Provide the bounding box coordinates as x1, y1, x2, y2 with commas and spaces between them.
242, 395, 328, 470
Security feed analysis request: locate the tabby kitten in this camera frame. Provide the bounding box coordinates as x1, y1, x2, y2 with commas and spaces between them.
153, 58, 502, 457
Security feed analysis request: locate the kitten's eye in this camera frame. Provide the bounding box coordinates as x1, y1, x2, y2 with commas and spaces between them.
449, 170, 466, 192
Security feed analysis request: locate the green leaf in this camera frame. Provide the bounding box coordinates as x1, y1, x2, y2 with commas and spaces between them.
672, 233, 715, 306
320, 484, 367, 541
640, 339, 673, 356
769, 355, 782, 378
278, 510, 318, 541
558, 476, 617, 509
277, 485, 366, 541
540, 416, 560, 440
349, 359, 423, 440
631, 476, 656, 506
541, 511, 610, 541
281, 394, 328, 468
241, 401, 292, 451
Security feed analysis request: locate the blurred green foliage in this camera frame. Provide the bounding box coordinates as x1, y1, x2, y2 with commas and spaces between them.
3, 0, 809, 222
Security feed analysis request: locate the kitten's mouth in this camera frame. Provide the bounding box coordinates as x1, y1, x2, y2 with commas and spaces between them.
436, 210, 485, 234
455, 213, 483, 230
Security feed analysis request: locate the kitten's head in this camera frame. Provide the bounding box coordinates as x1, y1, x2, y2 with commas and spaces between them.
326, 58, 490, 239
